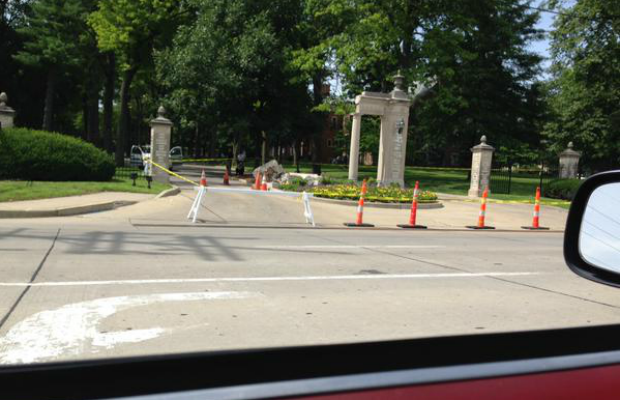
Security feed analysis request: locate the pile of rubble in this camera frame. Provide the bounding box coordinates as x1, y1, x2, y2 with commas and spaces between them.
253, 160, 322, 186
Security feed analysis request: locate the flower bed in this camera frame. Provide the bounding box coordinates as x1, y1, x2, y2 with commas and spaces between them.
307, 184, 438, 204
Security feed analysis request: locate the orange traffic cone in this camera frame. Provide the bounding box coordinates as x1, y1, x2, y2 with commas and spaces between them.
522, 187, 549, 230
254, 172, 261, 190
398, 181, 427, 229
200, 169, 207, 187
261, 175, 268, 191
223, 167, 230, 186
467, 187, 495, 229
344, 179, 374, 227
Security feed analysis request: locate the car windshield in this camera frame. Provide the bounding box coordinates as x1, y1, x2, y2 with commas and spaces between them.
0, 0, 617, 366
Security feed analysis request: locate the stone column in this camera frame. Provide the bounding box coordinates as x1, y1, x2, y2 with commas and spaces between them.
149, 106, 173, 184
0, 92, 16, 129
559, 142, 581, 179
348, 113, 362, 181
468, 135, 495, 198
377, 74, 410, 187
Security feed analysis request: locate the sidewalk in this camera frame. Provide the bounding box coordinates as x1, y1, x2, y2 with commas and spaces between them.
0, 192, 155, 218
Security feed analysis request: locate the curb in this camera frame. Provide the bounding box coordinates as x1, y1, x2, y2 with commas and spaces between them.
132, 222, 563, 233
155, 185, 181, 199
0, 186, 177, 219
310, 196, 443, 210
0, 200, 137, 219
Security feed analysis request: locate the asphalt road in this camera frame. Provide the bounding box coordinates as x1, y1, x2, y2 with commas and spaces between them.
1, 222, 620, 366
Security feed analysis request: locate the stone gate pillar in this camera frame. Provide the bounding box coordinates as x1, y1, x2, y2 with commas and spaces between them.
376, 74, 410, 187
348, 113, 362, 181
347, 73, 410, 185
0, 92, 16, 129
150, 106, 173, 184
559, 142, 581, 179
468, 135, 494, 197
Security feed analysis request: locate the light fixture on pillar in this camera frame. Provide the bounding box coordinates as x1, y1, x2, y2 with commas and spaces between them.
396, 118, 405, 134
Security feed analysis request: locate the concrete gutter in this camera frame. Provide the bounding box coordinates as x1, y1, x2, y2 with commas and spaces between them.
310, 196, 443, 210
132, 222, 562, 233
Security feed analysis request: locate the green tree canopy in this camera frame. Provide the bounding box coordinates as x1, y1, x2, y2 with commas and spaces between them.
544, 0, 620, 172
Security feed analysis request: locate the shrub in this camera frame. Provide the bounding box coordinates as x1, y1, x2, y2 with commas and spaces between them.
321, 174, 333, 185
0, 127, 115, 181
309, 184, 438, 203
543, 179, 583, 200
279, 183, 299, 192
289, 176, 307, 186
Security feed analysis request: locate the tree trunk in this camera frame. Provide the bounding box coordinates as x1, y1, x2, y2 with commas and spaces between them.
103, 53, 115, 153
86, 69, 100, 145
82, 94, 88, 140
261, 131, 267, 165
311, 75, 325, 164
293, 140, 299, 173
115, 68, 137, 167
231, 141, 238, 170
209, 129, 217, 157
254, 130, 261, 168
194, 123, 200, 157
42, 68, 56, 131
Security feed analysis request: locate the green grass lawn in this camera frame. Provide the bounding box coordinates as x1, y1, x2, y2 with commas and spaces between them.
0, 177, 169, 203
282, 162, 570, 207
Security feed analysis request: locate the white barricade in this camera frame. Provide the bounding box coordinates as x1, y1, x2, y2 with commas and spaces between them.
188, 187, 315, 226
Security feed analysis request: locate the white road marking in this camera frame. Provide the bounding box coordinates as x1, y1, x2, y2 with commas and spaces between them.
0, 272, 542, 288
0, 291, 257, 365
251, 245, 444, 249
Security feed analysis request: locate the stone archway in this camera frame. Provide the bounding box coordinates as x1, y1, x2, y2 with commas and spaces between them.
348, 74, 411, 187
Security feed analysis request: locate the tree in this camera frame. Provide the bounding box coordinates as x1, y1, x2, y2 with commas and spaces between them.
544, 0, 620, 172
413, 0, 545, 166
0, 0, 48, 129
14, 0, 86, 131
295, 0, 545, 166
89, 0, 182, 165
157, 0, 312, 165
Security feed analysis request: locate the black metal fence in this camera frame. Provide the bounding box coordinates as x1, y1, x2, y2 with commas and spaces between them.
488, 162, 558, 195
490, 164, 513, 194
114, 167, 146, 180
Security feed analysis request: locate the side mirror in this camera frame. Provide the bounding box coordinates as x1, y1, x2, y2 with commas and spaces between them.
564, 170, 620, 287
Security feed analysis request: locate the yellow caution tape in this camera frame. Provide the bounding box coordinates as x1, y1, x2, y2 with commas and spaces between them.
150, 160, 199, 186
449, 198, 569, 206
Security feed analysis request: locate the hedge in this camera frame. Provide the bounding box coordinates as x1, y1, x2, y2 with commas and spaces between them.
543, 179, 583, 200
0, 127, 115, 181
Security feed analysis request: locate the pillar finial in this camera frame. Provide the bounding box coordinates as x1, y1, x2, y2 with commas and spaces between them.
393, 71, 405, 91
